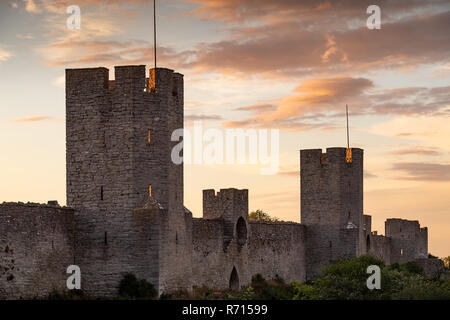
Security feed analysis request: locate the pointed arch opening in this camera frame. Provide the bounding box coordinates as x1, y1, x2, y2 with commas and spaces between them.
229, 266, 239, 290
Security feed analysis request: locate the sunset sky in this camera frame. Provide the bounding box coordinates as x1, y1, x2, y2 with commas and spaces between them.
0, 0, 449, 257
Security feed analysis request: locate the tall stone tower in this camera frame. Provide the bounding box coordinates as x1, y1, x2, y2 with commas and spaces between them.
300, 147, 364, 279
65, 65, 191, 296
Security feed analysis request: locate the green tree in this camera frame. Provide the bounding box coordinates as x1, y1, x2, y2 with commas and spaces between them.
311, 255, 386, 300
443, 256, 450, 269
118, 273, 157, 299
249, 209, 280, 222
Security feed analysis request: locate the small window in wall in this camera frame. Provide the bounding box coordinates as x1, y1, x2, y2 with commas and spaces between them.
400, 249, 404, 255
318, 212, 321, 219
149, 185, 152, 197
329, 241, 333, 248
101, 186, 104, 201
236, 217, 247, 247
148, 129, 151, 144
104, 231, 108, 245
103, 131, 107, 147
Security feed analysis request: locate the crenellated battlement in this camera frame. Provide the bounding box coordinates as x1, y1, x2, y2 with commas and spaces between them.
203, 188, 248, 220
66, 65, 183, 98
300, 147, 363, 166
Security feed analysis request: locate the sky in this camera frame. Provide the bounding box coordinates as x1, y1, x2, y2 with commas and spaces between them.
0, 0, 449, 257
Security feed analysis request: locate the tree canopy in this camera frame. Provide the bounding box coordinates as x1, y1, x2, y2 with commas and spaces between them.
248, 209, 280, 222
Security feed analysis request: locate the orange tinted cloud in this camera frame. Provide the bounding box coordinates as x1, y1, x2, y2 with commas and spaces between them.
183, 7, 450, 76
388, 148, 442, 157
0, 46, 13, 63
12, 116, 64, 123
225, 77, 372, 129
267, 77, 373, 121
184, 0, 449, 24
392, 163, 450, 181
225, 77, 450, 130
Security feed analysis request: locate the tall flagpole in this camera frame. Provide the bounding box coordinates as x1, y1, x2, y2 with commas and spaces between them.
346, 104, 350, 149
153, 0, 157, 90
153, 0, 157, 70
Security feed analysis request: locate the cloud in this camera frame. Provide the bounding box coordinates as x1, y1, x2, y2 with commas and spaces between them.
278, 170, 299, 178
23, 0, 42, 13
11, 2, 19, 8
266, 77, 373, 121
0, 46, 13, 63
185, 114, 223, 121
370, 114, 450, 148
52, 75, 65, 88
223, 76, 450, 130
182, 5, 450, 76
392, 162, 450, 181
224, 76, 373, 130
388, 147, 442, 157
184, 0, 449, 24
22, 0, 148, 13
364, 171, 377, 179
16, 33, 35, 40
235, 103, 277, 114
12, 116, 63, 123
40, 40, 187, 69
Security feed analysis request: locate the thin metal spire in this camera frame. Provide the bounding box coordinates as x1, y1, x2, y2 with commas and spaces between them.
153, 0, 157, 71
346, 104, 350, 149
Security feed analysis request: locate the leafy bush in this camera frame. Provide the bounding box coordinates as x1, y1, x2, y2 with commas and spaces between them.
248, 210, 280, 222
290, 255, 450, 300
118, 273, 157, 300
46, 289, 88, 300
251, 273, 265, 284
309, 255, 386, 300
291, 282, 319, 300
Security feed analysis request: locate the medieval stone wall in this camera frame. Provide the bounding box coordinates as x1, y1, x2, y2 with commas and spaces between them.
300, 148, 364, 280
248, 221, 306, 283
0, 63, 435, 299
0, 203, 74, 299
386, 219, 428, 264
66, 65, 191, 296
367, 233, 392, 264
191, 217, 249, 290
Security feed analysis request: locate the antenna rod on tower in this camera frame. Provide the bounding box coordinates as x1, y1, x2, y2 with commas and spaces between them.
346, 104, 350, 149
153, 0, 157, 88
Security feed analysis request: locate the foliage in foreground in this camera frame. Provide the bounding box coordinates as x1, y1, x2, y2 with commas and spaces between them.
291, 255, 450, 300
44, 256, 450, 300
117, 273, 157, 299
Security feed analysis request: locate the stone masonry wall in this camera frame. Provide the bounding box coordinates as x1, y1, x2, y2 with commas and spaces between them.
191, 218, 306, 290
300, 148, 364, 279
191, 218, 249, 290
248, 221, 306, 283
368, 233, 392, 264
0, 203, 74, 299
386, 219, 428, 264
66, 65, 191, 296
